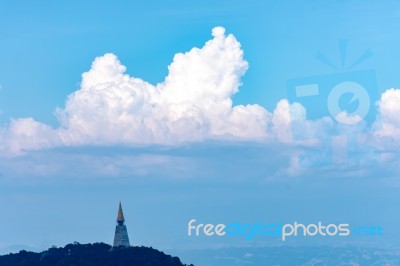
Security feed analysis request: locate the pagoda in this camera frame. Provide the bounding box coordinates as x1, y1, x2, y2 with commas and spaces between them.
113, 202, 130, 247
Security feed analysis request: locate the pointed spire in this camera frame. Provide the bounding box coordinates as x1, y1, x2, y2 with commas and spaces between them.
113, 202, 130, 247
117, 202, 125, 223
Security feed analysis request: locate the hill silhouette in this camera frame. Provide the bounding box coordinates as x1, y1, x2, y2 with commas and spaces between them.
0, 242, 193, 266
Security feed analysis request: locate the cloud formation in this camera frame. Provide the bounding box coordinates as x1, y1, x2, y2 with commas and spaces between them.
373, 88, 400, 145
57, 26, 269, 144
0, 27, 292, 156
1, 26, 400, 160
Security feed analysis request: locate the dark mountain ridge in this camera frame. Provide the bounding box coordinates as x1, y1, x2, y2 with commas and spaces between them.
0, 242, 193, 266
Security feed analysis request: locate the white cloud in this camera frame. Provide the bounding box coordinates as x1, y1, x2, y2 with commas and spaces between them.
1, 26, 400, 166
0, 118, 60, 155
271, 100, 292, 142
335, 111, 363, 125
288, 102, 335, 142
373, 88, 400, 145
0, 27, 293, 156
56, 26, 270, 145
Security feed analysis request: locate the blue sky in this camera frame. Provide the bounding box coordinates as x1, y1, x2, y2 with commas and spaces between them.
2, 0, 400, 125
1, 0, 400, 262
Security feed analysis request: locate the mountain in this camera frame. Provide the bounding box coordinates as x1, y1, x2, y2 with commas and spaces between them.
0, 242, 193, 266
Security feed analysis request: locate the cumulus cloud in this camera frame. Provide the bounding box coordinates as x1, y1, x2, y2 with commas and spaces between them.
56, 26, 271, 145
373, 88, 400, 145
335, 111, 363, 125
1, 26, 400, 162
0, 27, 293, 156
0, 118, 60, 155
288, 102, 335, 143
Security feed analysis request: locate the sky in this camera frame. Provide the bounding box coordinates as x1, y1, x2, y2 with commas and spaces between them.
1, 0, 400, 261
